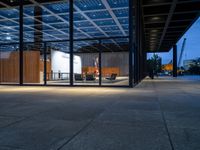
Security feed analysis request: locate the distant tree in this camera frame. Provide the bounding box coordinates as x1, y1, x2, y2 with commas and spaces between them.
188, 64, 200, 75
147, 59, 154, 79
147, 54, 162, 78
151, 54, 162, 73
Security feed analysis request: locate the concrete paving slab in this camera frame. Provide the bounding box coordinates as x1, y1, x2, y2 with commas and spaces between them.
110, 100, 160, 111
0, 77, 199, 150
60, 123, 171, 150
30, 105, 104, 122
0, 116, 24, 128
164, 111, 200, 129
0, 118, 89, 150
94, 110, 164, 127
169, 127, 200, 150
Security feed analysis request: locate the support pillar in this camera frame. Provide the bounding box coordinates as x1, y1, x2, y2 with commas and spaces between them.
173, 45, 177, 77
19, 0, 23, 85
134, 0, 141, 84
44, 42, 47, 85
69, 0, 74, 86
99, 40, 102, 86
129, 0, 134, 87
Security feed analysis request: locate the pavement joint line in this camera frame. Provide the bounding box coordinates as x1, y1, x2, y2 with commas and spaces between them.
153, 81, 175, 150
0, 117, 27, 129
0, 144, 24, 150
55, 116, 96, 150
56, 98, 119, 150
0, 106, 60, 129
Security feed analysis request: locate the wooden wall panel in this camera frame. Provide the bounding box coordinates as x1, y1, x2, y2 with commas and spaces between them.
76, 52, 129, 76
40, 60, 51, 80
102, 67, 120, 77
0, 51, 41, 83
0, 51, 19, 83
23, 51, 40, 83
40, 60, 51, 73
82, 66, 120, 77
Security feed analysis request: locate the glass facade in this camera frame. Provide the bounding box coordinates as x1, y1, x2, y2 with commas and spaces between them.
101, 38, 129, 86
0, 4, 20, 84
73, 40, 100, 85
0, 0, 135, 87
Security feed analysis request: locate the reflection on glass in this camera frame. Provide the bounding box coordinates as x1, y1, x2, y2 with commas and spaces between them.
101, 38, 129, 86
23, 0, 69, 84
74, 40, 100, 85
0, 4, 19, 84
0, 0, 130, 86
46, 42, 70, 85
0, 45, 20, 84
23, 43, 44, 84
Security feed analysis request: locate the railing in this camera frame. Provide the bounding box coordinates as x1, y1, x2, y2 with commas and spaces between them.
46, 72, 70, 81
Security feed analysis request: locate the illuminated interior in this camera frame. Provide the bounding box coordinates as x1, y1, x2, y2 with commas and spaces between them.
0, 0, 132, 86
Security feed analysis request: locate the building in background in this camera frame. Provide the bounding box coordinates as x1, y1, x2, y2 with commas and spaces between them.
183, 58, 200, 70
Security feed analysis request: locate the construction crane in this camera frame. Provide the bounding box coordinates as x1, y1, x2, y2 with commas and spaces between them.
162, 38, 187, 75
178, 38, 187, 68
177, 38, 187, 75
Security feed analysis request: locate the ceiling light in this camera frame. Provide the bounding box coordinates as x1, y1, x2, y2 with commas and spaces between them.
150, 34, 158, 37
6, 36, 11, 40
151, 17, 160, 20
5, 26, 11, 29
150, 29, 158, 32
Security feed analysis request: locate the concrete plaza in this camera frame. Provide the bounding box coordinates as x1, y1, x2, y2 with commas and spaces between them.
0, 77, 200, 150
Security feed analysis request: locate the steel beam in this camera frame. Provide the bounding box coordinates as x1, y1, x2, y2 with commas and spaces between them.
158, 0, 178, 51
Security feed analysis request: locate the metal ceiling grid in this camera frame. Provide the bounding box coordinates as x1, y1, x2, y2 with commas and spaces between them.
0, 0, 130, 52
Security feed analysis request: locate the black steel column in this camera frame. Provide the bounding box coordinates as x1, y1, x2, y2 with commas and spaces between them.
44, 42, 47, 85
69, 0, 74, 86
134, 0, 140, 84
129, 0, 133, 87
19, 0, 23, 85
99, 40, 102, 86
173, 44, 177, 77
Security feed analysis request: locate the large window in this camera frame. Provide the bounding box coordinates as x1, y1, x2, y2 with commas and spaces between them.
0, 0, 133, 86
73, 40, 100, 85
101, 38, 129, 86
46, 42, 70, 85
23, 0, 70, 85
0, 3, 19, 84
73, 0, 130, 86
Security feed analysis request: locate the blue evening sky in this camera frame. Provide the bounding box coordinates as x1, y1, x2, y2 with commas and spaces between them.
148, 16, 200, 65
